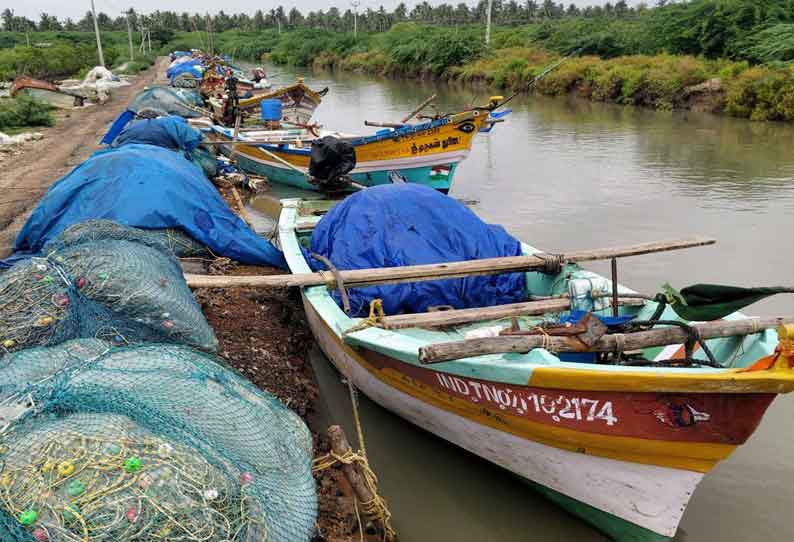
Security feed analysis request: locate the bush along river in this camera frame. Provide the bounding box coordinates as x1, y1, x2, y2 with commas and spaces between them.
249, 62, 794, 542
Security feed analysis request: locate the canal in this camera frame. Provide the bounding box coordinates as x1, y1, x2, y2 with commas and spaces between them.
253, 62, 794, 542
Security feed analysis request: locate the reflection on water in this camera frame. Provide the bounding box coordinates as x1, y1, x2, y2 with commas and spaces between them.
258, 63, 794, 542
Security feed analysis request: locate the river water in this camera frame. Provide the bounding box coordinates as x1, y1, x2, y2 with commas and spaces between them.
253, 63, 794, 542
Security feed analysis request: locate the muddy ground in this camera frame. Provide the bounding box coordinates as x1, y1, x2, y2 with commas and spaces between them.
0, 59, 171, 256
1, 60, 368, 541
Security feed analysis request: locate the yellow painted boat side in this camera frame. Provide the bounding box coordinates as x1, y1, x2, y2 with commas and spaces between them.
226, 113, 487, 168
529, 365, 794, 394
315, 311, 733, 474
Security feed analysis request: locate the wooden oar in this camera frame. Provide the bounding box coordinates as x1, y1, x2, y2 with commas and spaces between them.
419, 316, 794, 364
184, 236, 715, 290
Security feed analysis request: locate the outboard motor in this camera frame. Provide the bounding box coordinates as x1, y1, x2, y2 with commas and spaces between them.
308, 136, 356, 192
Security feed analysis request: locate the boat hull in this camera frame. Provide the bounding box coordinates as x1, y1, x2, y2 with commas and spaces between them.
304, 298, 686, 541
219, 113, 483, 192
233, 148, 459, 192
301, 297, 781, 541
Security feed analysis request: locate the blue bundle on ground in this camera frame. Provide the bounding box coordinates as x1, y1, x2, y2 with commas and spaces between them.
166, 58, 203, 80
11, 143, 286, 268
0, 339, 317, 542
308, 184, 527, 316
113, 116, 203, 152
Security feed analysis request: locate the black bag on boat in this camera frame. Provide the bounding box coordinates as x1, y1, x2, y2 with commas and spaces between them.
309, 136, 356, 188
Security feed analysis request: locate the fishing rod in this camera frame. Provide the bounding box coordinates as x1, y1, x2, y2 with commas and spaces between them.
494, 46, 584, 110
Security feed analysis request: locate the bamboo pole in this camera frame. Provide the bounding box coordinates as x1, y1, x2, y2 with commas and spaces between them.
418, 316, 794, 364
400, 94, 437, 123
377, 297, 646, 330
184, 237, 716, 290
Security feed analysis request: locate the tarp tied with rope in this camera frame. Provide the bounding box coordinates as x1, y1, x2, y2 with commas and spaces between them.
663, 283, 794, 321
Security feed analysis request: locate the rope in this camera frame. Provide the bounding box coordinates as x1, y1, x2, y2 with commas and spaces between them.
536, 253, 564, 275
312, 379, 396, 540
343, 299, 386, 336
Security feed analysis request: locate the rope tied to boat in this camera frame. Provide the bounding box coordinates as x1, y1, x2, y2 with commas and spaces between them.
312, 253, 351, 314
343, 299, 386, 336
312, 448, 396, 540
536, 253, 564, 275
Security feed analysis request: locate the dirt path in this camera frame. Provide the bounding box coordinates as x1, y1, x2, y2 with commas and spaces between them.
0, 58, 169, 257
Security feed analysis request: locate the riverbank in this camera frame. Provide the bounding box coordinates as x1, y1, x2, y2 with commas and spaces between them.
305, 45, 794, 122
0, 57, 169, 255
0, 57, 369, 541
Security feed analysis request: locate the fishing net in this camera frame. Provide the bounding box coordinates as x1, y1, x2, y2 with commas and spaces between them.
0, 339, 317, 542
50, 220, 209, 259
0, 223, 216, 354
129, 87, 205, 118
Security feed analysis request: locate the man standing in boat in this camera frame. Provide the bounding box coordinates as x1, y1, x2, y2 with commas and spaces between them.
222, 68, 239, 125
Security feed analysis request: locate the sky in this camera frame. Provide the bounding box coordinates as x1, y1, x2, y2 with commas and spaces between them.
9, 0, 648, 22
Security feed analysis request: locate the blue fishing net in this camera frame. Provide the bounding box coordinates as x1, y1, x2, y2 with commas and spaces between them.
0, 222, 216, 353
0, 339, 317, 542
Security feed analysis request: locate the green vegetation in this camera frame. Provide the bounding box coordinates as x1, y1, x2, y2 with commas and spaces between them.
3, 0, 794, 121
0, 94, 53, 131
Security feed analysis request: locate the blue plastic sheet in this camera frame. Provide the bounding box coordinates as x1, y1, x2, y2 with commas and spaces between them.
10, 144, 286, 268
113, 116, 203, 153
166, 59, 203, 80
308, 184, 526, 316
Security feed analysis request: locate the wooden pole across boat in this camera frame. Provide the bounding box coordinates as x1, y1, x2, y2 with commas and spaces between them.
184, 236, 715, 289
418, 316, 794, 364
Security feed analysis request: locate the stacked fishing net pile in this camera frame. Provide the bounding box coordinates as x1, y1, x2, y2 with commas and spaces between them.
0, 339, 317, 542
0, 221, 215, 353
54, 220, 209, 258
129, 87, 205, 118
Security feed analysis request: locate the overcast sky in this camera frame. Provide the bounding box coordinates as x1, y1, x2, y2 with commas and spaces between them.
10, 0, 647, 21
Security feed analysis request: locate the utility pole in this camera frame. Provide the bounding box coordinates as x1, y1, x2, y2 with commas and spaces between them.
90, 0, 105, 67
485, 0, 493, 46
126, 12, 134, 61
351, 0, 360, 38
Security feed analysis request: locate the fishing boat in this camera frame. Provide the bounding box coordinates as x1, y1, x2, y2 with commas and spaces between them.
274, 193, 794, 542
10, 76, 85, 108
206, 101, 499, 193
235, 80, 328, 122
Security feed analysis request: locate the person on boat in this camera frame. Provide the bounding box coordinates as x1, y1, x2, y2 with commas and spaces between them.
252, 67, 267, 83
222, 68, 239, 125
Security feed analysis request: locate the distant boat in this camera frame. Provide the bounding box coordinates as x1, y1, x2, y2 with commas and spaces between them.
10, 76, 85, 109
207, 103, 497, 193
278, 196, 794, 542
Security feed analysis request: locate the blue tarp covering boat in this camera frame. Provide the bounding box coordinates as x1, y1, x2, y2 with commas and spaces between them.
308, 184, 526, 316
9, 144, 286, 268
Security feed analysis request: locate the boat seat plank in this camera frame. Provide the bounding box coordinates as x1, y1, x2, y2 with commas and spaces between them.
378, 297, 646, 330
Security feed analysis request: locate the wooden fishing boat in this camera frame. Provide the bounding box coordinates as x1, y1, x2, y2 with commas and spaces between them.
274, 197, 794, 542
10, 76, 85, 108
206, 107, 492, 193
235, 80, 328, 122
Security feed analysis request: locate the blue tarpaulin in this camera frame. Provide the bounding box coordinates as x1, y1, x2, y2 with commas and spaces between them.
166, 59, 203, 80
113, 116, 203, 152
308, 184, 526, 316
10, 144, 286, 268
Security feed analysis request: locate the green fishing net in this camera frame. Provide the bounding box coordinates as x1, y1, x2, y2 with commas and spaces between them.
50, 220, 209, 259
0, 339, 317, 542
0, 222, 216, 353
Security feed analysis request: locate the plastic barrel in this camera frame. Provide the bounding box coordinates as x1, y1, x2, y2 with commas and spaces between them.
260, 99, 283, 122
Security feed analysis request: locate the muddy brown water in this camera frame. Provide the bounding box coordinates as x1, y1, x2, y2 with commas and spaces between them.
248, 63, 794, 542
